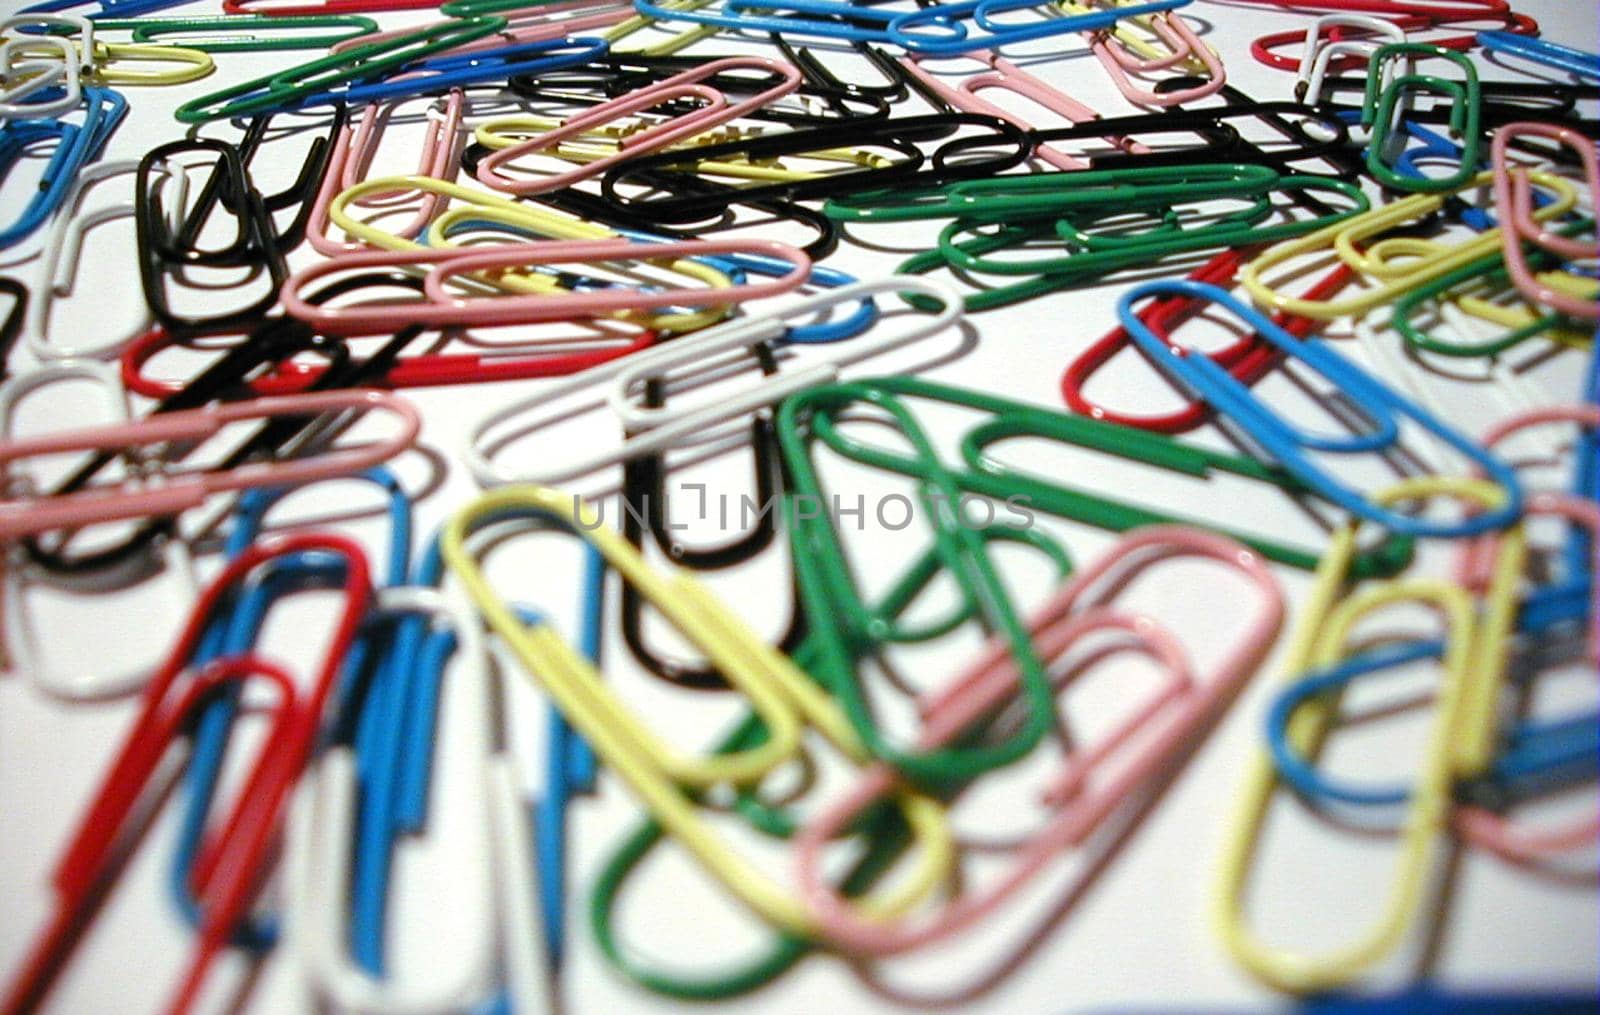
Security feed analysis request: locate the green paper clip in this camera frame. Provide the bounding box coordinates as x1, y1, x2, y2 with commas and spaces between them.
175, 15, 506, 123
1361, 43, 1482, 194
85, 14, 379, 52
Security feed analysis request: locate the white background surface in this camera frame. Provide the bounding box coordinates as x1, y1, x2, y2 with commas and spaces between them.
0, 1, 1596, 1012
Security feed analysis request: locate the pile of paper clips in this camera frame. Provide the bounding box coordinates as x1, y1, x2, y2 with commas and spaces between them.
0, 0, 1595, 1011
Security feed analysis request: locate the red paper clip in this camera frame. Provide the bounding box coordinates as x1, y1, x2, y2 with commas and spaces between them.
0, 535, 371, 1015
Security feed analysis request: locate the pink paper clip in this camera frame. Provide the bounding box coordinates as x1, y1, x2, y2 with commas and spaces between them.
0, 534, 371, 1015
326, 0, 635, 59
281, 236, 811, 334
308, 92, 465, 256
898, 51, 1136, 170
473, 55, 802, 196
1492, 122, 1600, 321
1086, 5, 1226, 107
793, 526, 1284, 955
0, 389, 421, 541
1447, 404, 1599, 863
1459, 405, 1599, 643
1453, 490, 1597, 863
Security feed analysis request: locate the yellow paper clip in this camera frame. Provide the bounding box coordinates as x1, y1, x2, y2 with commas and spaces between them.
1240, 169, 1578, 320
441, 485, 953, 933
1213, 476, 1522, 995
324, 175, 735, 333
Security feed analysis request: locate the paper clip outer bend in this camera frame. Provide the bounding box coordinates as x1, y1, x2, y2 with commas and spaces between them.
441, 485, 954, 934
281, 237, 809, 335
1213, 476, 1517, 995
0, 533, 372, 1015
1239, 169, 1579, 321
0, 389, 421, 542
794, 525, 1284, 954
0, 359, 198, 698
474, 55, 801, 197
1492, 122, 1600, 322
1121, 280, 1522, 538
464, 277, 960, 489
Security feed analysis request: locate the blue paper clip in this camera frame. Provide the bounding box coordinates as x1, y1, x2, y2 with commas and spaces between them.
888, 0, 1188, 56
1118, 280, 1524, 539
19, 0, 195, 18
164, 470, 412, 949
1268, 639, 1599, 810
1303, 984, 1600, 1014
307, 36, 610, 108
635, 0, 1187, 55
1478, 30, 1600, 84
0, 86, 126, 251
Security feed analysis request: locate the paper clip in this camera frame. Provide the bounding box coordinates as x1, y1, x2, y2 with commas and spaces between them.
25, 159, 181, 361
17, 0, 195, 18
597, 113, 1032, 226
174, 14, 506, 124
1359, 43, 1482, 193
1061, 0, 1225, 107
1214, 475, 1520, 995
282, 236, 810, 335
795, 525, 1283, 953
0, 359, 197, 698
288, 584, 505, 1013
0, 278, 23, 380
1451, 500, 1597, 864
305, 95, 466, 256
223, 0, 454, 15
1478, 29, 1600, 83
586, 532, 1033, 997
473, 56, 800, 196
897, 52, 1120, 171
1063, 249, 1354, 434
0, 389, 420, 542
85, 13, 381, 51
1240, 168, 1579, 320
0, 84, 125, 251
619, 403, 807, 688
310, 175, 745, 335
0, 534, 372, 1015
781, 383, 1078, 784
1492, 122, 1599, 322
157, 486, 409, 960
442, 484, 954, 933
1120, 280, 1523, 538
0, 28, 80, 119
781, 374, 1415, 574
1288, 14, 1405, 105
134, 137, 288, 338
466, 276, 958, 487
